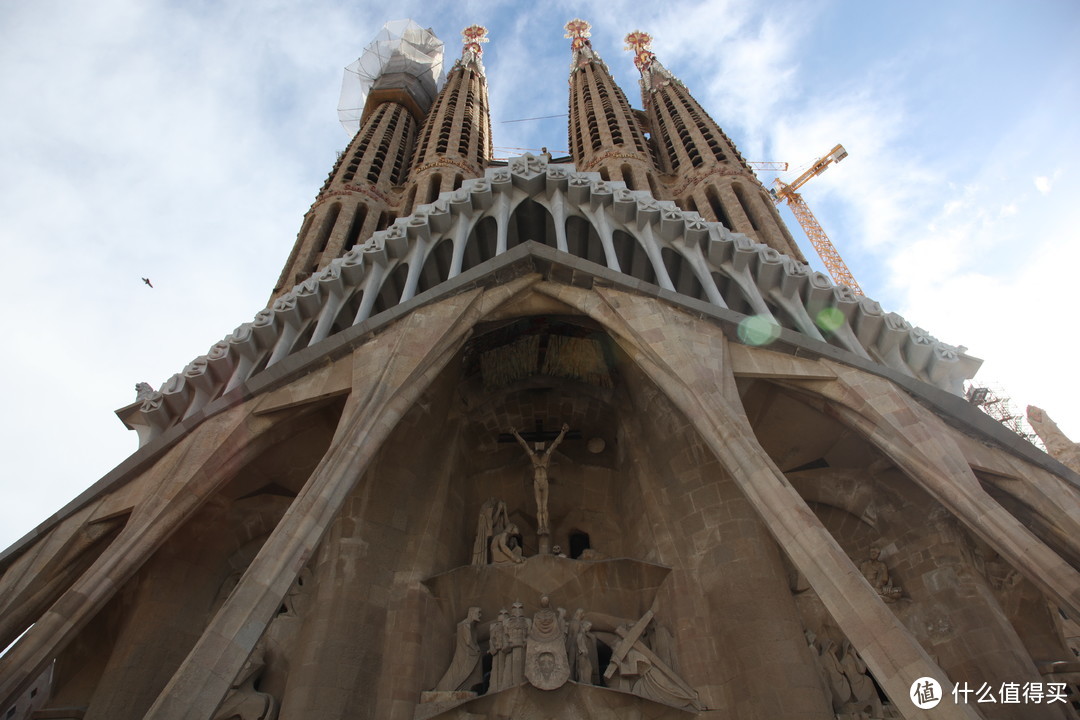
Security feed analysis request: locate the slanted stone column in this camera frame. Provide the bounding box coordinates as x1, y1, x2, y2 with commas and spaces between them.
279, 382, 464, 720
0, 402, 271, 713
890, 515, 1053, 720
623, 397, 832, 718
534, 280, 982, 720
805, 365, 1080, 621
141, 279, 538, 720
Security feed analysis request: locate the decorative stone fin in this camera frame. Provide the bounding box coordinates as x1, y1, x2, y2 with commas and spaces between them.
123, 154, 980, 444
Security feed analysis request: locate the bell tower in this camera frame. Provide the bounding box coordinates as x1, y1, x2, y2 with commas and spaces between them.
271, 20, 444, 300
564, 19, 657, 193
625, 30, 805, 260
406, 25, 494, 211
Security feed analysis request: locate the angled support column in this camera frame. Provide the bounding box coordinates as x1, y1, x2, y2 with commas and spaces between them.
0, 513, 125, 653
534, 281, 982, 720
0, 402, 270, 711
142, 277, 540, 720
797, 366, 1080, 619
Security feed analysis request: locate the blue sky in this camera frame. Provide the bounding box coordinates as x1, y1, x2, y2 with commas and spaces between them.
1, 0, 1078, 551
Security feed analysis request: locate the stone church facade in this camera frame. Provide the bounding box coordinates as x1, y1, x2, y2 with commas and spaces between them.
2, 19, 1079, 720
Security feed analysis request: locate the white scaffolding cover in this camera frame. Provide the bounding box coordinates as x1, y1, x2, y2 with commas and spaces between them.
338, 19, 444, 135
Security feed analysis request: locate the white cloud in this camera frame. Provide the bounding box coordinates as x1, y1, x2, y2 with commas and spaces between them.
1034, 171, 1062, 195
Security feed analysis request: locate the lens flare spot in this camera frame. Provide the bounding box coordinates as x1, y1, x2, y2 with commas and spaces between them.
737, 315, 781, 346
815, 307, 845, 333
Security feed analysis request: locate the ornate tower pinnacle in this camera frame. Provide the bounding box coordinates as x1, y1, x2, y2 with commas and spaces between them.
565, 19, 603, 68
627, 30, 804, 260
565, 19, 656, 193
459, 24, 489, 73
406, 25, 494, 213
624, 30, 652, 70
624, 30, 677, 93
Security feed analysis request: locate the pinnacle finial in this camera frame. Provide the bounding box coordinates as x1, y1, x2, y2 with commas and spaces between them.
624, 30, 655, 72
462, 24, 489, 58
565, 18, 592, 52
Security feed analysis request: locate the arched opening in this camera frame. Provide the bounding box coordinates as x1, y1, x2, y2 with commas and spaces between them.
371, 263, 410, 317
764, 190, 799, 248
661, 247, 707, 301
732, 182, 762, 232
620, 164, 635, 191
768, 300, 803, 334
646, 173, 661, 199
508, 198, 556, 251
569, 531, 591, 559
424, 173, 442, 204
376, 211, 395, 232
287, 320, 319, 356
417, 239, 455, 295
402, 185, 418, 216
711, 271, 752, 315
565, 216, 606, 267
705, 186, 733, 230
342, 204, 368, 254
295, 214, 314, 251
463, 216, 498, 273
330, 289, 364, 334
312, 203, 341, 257
612, 230, 656, 285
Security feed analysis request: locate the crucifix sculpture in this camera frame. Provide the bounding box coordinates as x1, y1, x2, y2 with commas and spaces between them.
508, 422, 570, 551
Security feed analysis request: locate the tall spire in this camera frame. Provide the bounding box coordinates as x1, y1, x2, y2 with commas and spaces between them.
626, 30, 805, 261
565, 19, 657, 193
271, 21, 441, 300
406, 24, 494, 212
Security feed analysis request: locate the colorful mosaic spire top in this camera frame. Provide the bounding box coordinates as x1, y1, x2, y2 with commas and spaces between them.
564, 18, 592, 52
624, 30, 655, 72
462, 24, 489, 57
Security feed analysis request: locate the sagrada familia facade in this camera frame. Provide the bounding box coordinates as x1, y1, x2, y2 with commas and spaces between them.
2, 18, 1080, 720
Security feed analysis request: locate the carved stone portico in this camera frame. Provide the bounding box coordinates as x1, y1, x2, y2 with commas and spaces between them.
3, 17, 1080, 720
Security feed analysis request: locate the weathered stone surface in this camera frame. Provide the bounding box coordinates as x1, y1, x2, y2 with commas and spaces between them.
6, 19, 1080, 720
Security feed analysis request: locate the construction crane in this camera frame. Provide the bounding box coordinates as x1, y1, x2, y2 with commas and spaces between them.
747, 161, 789, 171
770, 144, 863, 295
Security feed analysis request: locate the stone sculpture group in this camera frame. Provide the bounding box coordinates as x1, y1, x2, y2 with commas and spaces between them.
806, 631, 884, 719
429, 597, 701, 711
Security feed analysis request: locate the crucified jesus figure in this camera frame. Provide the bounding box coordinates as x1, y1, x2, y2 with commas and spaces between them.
510, 423, 570, 536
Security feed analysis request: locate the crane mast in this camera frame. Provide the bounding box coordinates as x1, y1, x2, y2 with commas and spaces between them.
771, 144, 863, 296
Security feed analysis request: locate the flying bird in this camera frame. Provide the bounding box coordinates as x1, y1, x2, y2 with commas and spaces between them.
142, 277, 153, 288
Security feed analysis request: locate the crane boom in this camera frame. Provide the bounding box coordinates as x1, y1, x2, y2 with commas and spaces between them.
780, 188, 863, 295
746, 161, 789, 171
771, 143, 862, 295
773, 144, 848, 200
